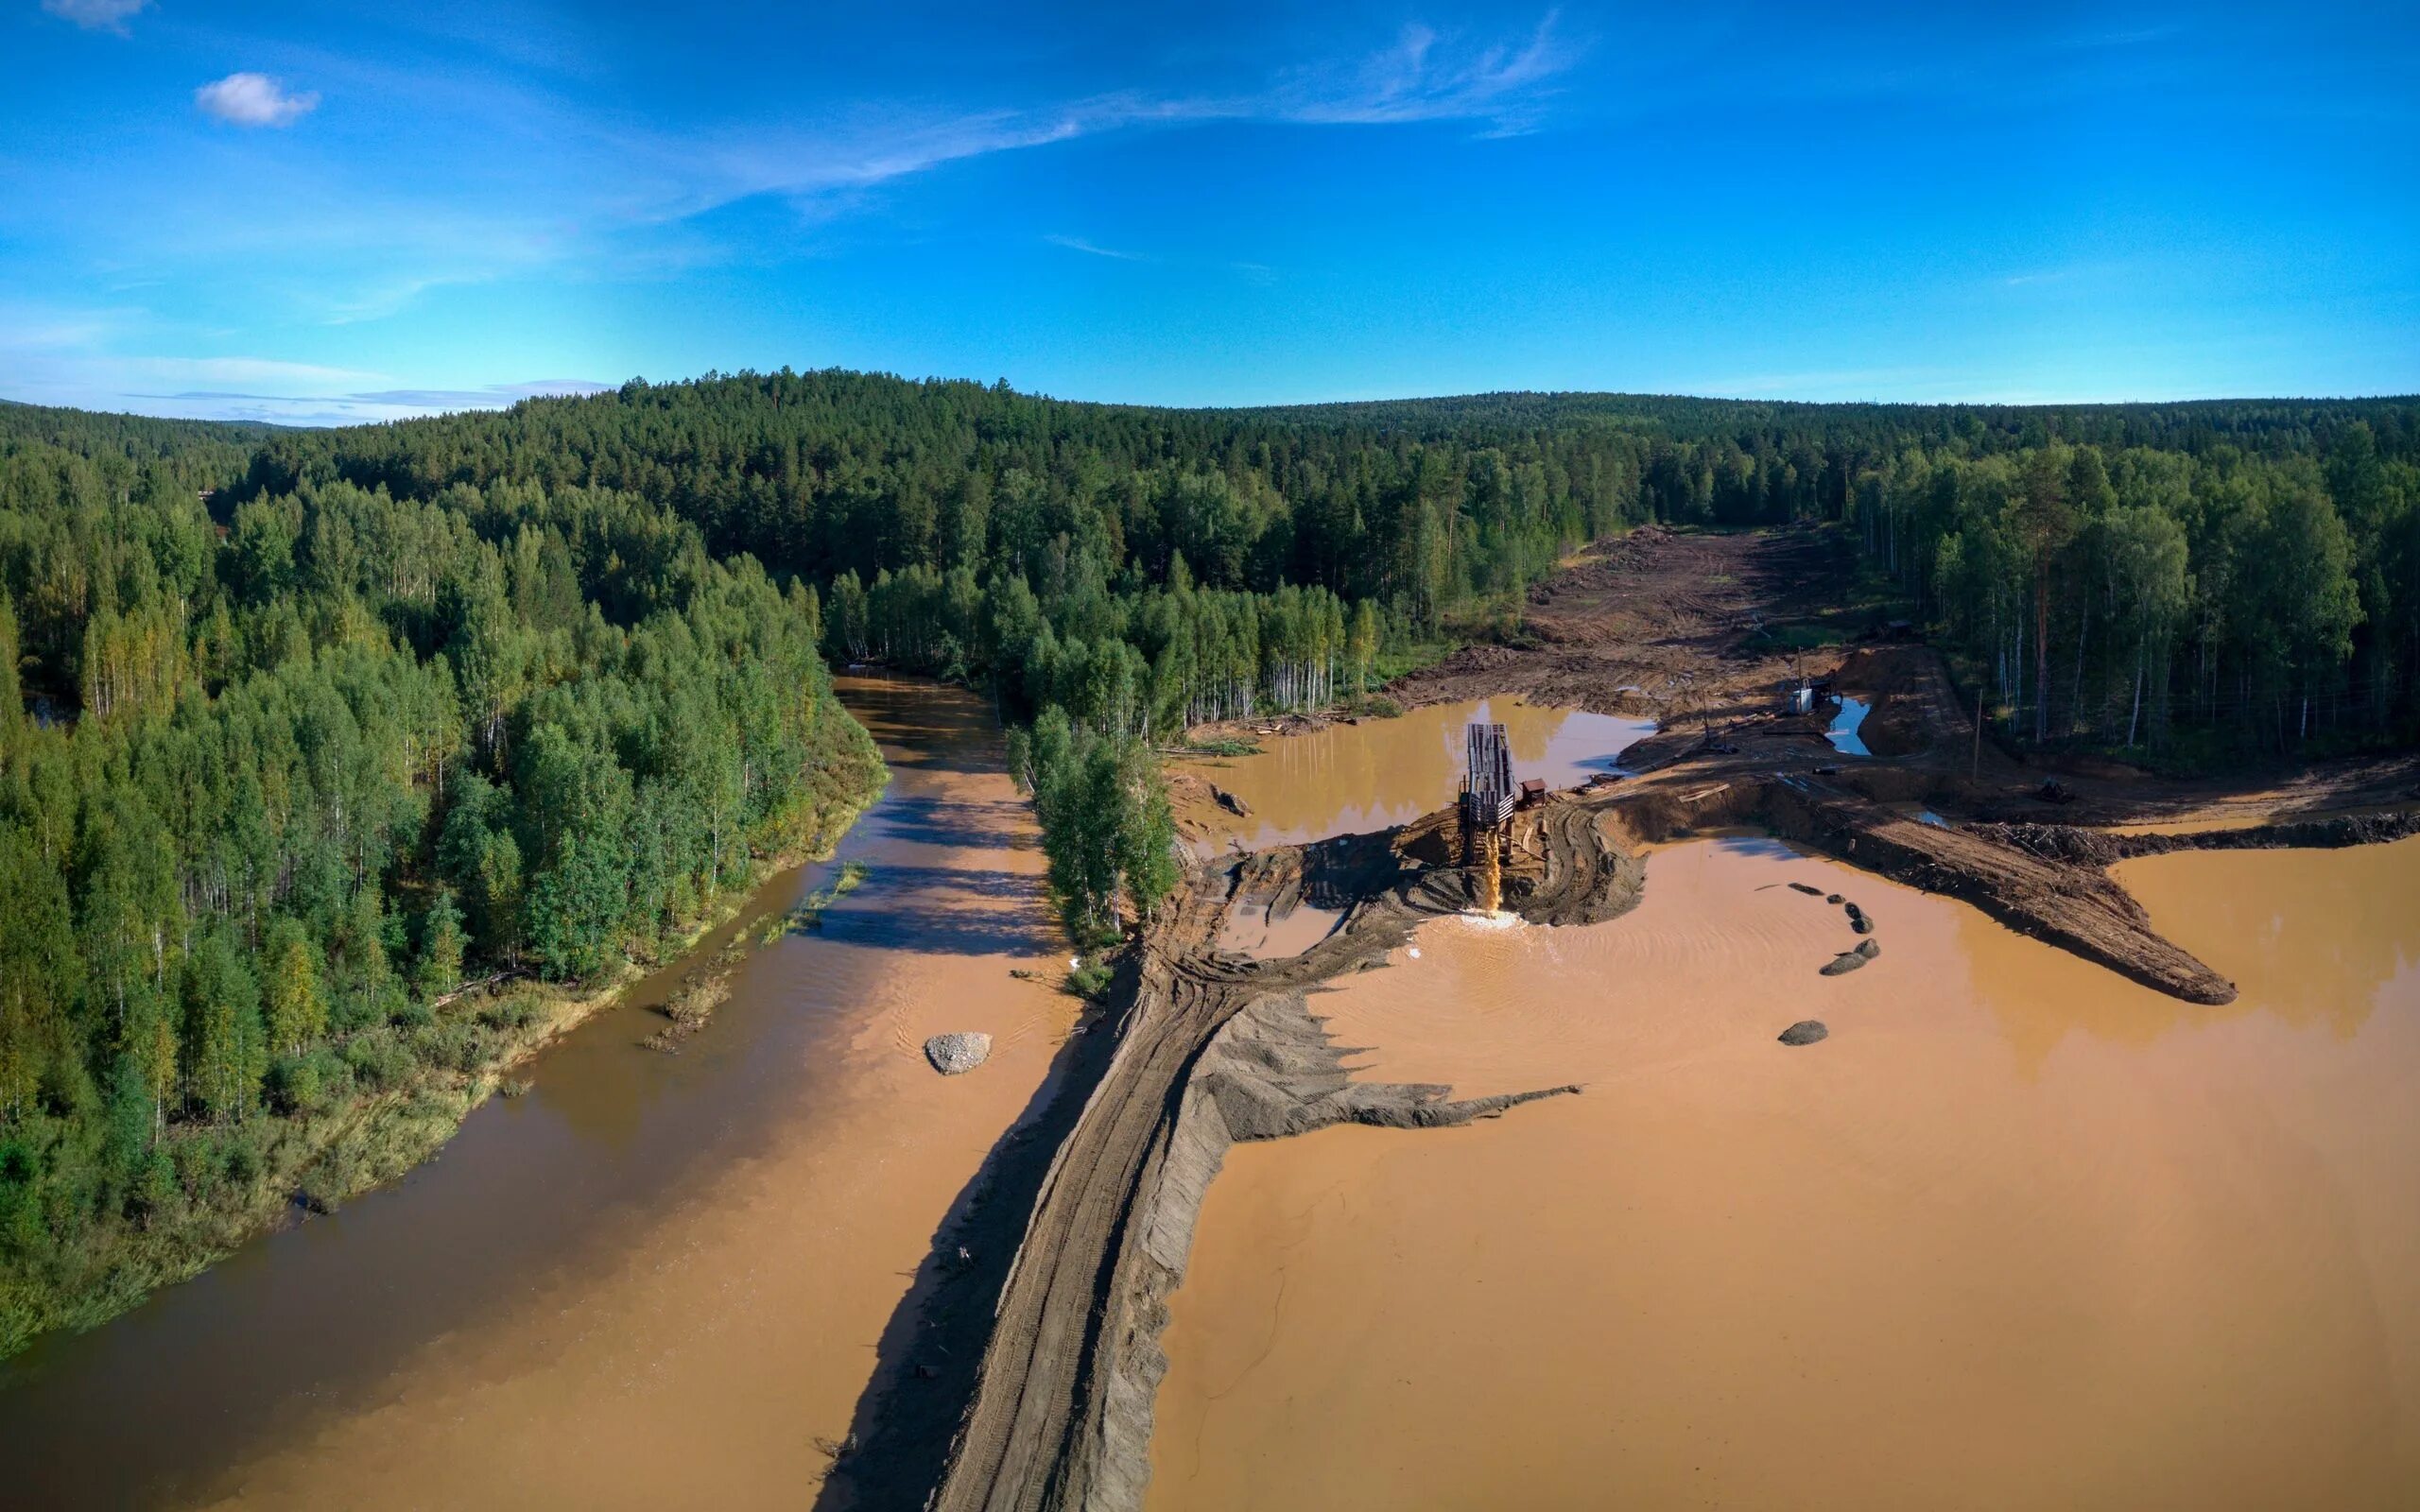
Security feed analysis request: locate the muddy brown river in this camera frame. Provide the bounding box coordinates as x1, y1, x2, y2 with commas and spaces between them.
0, 678, 1075, 1509
1149, 833, 2420, 1510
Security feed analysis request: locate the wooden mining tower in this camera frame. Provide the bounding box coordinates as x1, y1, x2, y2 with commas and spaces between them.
1460, 722, 1515, 908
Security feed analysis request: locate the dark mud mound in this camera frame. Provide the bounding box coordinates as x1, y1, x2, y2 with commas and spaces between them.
1760, 777, 2240, 1005
1971, 811, 2420, 867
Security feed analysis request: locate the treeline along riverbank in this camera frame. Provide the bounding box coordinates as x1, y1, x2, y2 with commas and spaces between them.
1, 376, 2414, 1356
0, 401, 886, 1356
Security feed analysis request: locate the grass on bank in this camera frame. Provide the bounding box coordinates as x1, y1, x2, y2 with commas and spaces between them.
763, 859, 872, 942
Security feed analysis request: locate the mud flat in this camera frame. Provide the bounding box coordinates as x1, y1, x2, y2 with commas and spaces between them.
1150, 835, 2420, 1511
0, 679, 1078, 1511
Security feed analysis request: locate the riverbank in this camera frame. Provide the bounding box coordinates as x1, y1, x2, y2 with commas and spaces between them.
0, 689, 886, 1365
0, 676, 1095, 1510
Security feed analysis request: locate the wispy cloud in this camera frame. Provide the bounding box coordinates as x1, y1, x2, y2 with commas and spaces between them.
1046, 233, 1145, 261
668, 12, 1580, 220
143, 378, 611, 409
195, 73, 320, 129
1275, 11, 1581, 135
42, 0, 147, 34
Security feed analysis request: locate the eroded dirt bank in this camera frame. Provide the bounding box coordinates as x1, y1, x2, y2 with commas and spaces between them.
909, 835, 1603, 1512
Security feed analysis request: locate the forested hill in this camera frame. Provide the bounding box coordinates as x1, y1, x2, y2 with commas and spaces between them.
216, 371, 2420, 760
1234, 390, 2420, 461
0, 384, 887, 1355
0, 398, 268, 481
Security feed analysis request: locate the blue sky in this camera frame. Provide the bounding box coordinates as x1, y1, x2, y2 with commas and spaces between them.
4, 1, 2415, 423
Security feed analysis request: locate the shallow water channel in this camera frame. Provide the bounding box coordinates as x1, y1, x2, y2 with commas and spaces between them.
0, 678, 1075, 1510
1148, 833, 2420, 1510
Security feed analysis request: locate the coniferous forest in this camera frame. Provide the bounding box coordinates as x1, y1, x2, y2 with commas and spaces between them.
3, 373, 2417, 1353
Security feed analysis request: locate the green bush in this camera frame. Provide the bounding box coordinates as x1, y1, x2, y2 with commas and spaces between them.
478, 995, 541, 1032
410, 1022, 487, 1074
342, 1031, 412, 1091
268, 1055, 322, 1116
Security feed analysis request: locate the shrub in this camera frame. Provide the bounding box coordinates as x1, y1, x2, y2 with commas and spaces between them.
268, 1055, 322, 1116
342, 1031, 412, 1091
478, 995, 541, 1032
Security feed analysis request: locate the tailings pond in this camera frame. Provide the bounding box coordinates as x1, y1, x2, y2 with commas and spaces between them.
0, 677, 1075, 1510
1148, 833, 2420, 1510
1172, 697, 1656, 853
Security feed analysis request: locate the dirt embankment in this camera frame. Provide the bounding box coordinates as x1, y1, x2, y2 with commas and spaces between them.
1390, 524, 1855, 727
913, 833, 1621, 1512
1969, 810, 2420, 866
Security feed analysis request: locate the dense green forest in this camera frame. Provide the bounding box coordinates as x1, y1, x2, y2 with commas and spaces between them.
3, 373, 2416, 1353
0, 402, 883, 1352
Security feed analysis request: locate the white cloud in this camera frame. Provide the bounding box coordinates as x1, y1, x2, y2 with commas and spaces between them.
195, 73, 320, 129
1046, 233, 1144, 261
42, 0, 147, 34
1276, 11, 1582, 136
671, 12, 1581, 220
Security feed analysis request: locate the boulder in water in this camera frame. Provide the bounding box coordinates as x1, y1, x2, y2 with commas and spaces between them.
1820, 948, 1871, 976
925, 1032, 993, 1075
1779, 1020, 1828, 1046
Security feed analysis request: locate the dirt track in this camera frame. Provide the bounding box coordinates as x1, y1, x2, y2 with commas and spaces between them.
868, 526, 2420, 1512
